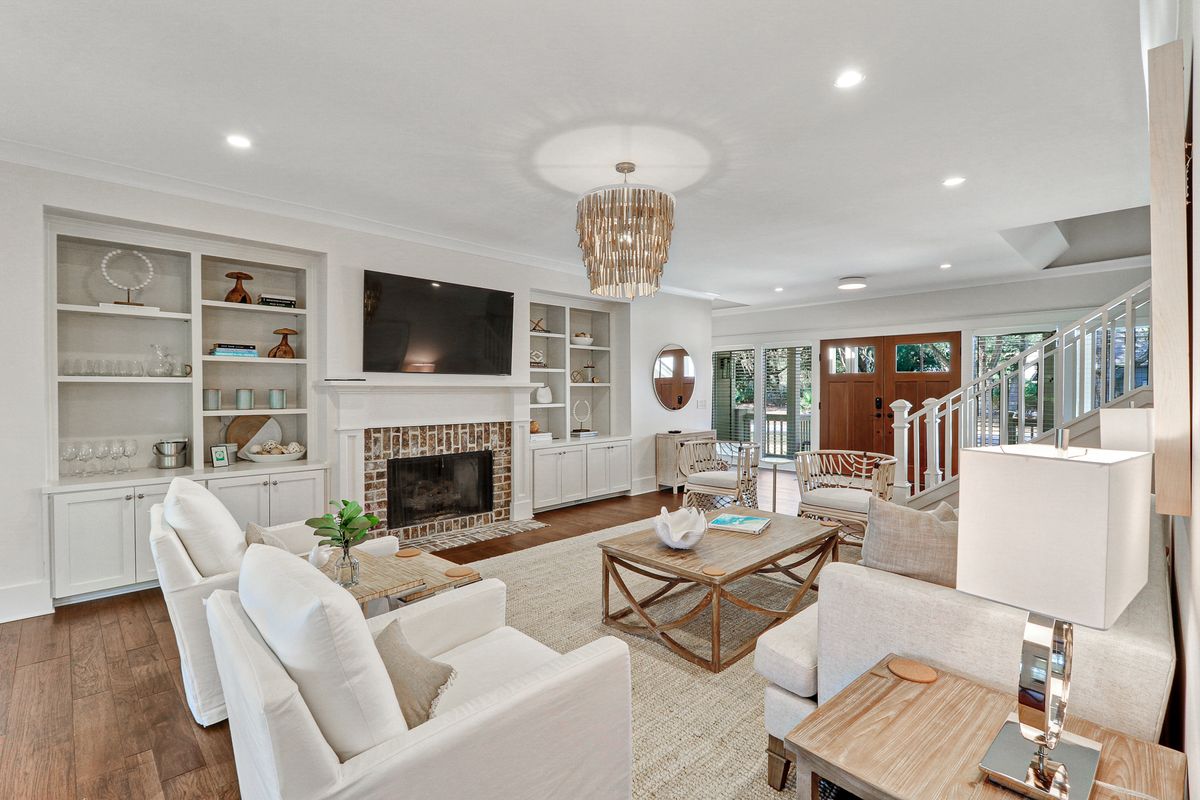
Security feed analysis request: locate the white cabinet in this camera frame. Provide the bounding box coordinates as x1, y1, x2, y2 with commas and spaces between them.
532, 439, 630, 510
134, 484, 169, 583
207, 468, 325, 528
53, 488, 137, 597
587, 441, 631, 498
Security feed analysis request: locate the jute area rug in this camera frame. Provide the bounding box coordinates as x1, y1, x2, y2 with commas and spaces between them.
468, 517, 859, 800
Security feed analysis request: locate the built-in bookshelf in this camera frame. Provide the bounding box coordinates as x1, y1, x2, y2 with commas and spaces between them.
47, 215, 320, 479
527, 294, 627, 446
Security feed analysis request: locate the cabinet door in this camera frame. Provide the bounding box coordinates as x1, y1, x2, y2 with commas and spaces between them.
559, 446, 587, 504
269, 470, 326, 525
52, 488, 136, 598
607, 441, 632, 493
133, 484, 169, 583
586, 444, 610, 498
206, 474, 271, 529
532, 449, 561, 509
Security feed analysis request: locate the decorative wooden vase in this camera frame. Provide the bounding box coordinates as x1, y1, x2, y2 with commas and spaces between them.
268, 328, 298, 359
224, 271, 254, 304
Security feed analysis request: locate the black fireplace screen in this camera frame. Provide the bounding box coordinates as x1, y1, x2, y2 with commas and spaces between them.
386, 450, 494, 528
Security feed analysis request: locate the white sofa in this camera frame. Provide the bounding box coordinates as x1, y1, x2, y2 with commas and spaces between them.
206, 576, 634, 800
150, 504, 400, 726
754, 507, 1176, 790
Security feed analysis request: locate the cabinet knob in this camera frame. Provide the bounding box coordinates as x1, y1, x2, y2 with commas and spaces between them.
124, 494, 134, 501
271, 480, 278, 486
136, 493, 145, 499
262, 480, 269, 486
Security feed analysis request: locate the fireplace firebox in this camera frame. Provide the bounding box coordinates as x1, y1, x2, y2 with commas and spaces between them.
386, 450, 494, 528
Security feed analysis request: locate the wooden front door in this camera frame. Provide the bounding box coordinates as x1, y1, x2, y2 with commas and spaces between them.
820, 332, 962, 461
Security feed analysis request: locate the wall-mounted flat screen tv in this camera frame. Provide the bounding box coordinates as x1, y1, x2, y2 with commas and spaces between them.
362, 271, 514, 375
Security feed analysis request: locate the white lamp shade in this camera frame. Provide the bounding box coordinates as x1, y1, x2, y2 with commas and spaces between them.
956, 444, 1151, 629
1099, 407, 1155, 452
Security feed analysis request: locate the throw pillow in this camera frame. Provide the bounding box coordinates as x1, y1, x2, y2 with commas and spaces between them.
862, 496, 958, 588
239, 544, 407, 760
245, 522, 291, 551
374, 620, 456, 727
161, 477, 247, 576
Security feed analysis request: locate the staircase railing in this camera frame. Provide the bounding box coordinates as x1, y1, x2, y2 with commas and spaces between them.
891, 280, 1152, 501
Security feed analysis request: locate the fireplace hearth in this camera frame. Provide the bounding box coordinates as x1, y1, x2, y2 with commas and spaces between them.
387, 450, 494, 528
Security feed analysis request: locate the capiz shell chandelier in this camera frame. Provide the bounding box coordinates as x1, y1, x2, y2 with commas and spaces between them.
576, 161, 675, 299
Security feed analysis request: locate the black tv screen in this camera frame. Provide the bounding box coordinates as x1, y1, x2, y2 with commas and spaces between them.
362, 271, 513, 375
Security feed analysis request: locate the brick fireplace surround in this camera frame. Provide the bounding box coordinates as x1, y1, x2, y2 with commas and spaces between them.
363, 422, 512, 540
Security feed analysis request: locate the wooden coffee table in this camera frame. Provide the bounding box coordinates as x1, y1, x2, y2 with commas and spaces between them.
319, 547, 480, 614
599, 507, 841, 672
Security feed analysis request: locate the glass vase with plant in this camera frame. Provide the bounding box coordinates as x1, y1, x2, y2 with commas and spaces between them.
305, 500, 380, 588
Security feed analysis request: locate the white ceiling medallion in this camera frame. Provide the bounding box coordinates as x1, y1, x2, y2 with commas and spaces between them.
577, 162, 676, 300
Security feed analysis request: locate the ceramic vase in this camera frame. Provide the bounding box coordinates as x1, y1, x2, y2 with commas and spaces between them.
535, 385, 553, 404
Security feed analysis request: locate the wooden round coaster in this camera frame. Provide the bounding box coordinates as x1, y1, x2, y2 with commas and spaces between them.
818, 519, 842, 527
888, 657, 938, 684
444, 566, 476, 579
701, 565, 726, 577
395, 548, 422, 558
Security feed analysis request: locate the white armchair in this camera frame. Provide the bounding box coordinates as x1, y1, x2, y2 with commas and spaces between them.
206, 577, 634, 800
150, 506, 400, 726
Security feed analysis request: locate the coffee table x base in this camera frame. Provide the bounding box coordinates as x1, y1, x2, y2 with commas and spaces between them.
600, 519, 841, 673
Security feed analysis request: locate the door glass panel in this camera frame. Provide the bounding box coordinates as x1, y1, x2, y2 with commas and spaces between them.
895, 342, 952, 372
712, 350, 755, 442
828, 345, 875, 374
763, 346, 813, 458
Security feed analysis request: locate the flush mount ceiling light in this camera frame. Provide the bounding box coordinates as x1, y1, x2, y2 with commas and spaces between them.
225, 134, 252, 149
837, 276, 867, 290
834, 69, 865, 89
577, 161, 676, 299
942, 175, 966, 187
940, 263, 953, 270
774, 287, 784, 292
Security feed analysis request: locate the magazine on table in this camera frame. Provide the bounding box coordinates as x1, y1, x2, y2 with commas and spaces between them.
708, 513, 772, 534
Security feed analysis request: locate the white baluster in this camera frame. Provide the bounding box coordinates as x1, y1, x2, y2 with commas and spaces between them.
890, 399, 912, 501
922, 397, 941, 488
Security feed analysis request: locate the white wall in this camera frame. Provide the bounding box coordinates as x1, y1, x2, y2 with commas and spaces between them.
629, 292, 713, 492
0, 158, 713, 620
712, 267, 1151, 348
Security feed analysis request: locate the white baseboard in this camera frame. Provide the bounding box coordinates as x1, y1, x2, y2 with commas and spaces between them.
512, 498, 534, 521
0, 580, 54, 623
632, 475, 667, 495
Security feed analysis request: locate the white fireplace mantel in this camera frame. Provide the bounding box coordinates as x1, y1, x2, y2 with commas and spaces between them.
318, 379, 537, 521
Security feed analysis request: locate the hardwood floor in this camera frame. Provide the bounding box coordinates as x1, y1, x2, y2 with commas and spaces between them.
0, 470, 799, 799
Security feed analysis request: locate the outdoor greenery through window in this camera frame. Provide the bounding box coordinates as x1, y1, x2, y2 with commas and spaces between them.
712, 350, 755, 442
895, 342, 951, 372
712, 346, 813, 458
828, 345, 875, 374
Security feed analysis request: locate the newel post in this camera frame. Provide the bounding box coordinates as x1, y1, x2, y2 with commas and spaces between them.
922, 397, 942, 489
890, 399, 912, 501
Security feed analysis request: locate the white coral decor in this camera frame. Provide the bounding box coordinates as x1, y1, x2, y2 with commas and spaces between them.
654, 506, 707, 550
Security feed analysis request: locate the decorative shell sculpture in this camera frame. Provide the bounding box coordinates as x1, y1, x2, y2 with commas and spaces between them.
249, 440, 305, 456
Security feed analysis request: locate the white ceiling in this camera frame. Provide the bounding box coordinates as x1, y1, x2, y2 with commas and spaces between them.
0, 2, 1149, 307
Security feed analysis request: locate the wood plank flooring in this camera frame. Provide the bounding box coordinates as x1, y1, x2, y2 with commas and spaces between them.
0, 471, 798, 798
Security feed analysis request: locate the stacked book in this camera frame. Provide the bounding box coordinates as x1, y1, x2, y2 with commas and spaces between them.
529, 432, 554, 442
210, 343, 259, 358
572, 430, 599, 439
258, 293, 298, 309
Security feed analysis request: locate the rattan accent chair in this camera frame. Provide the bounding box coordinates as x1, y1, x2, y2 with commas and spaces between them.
678, 439, 760, 511
795, 450, 897, 537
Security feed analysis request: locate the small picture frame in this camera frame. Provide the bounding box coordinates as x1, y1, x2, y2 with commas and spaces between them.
210, 444, 230, 468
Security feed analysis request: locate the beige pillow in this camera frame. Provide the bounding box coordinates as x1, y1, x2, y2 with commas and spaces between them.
245, 522, 291, 551
374, 620, 456, 728
862, 497, 958, 588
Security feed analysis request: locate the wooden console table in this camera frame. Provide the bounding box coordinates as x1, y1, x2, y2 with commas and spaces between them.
784, 655, 1187, 800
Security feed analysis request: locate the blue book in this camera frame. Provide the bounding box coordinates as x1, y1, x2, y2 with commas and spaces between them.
709, 514, 772, 534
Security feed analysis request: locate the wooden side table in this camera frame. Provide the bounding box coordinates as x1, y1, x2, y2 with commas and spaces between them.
785, 655, 1187, 800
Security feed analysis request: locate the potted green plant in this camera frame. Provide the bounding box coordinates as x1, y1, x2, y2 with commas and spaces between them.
305, 500, 380, 588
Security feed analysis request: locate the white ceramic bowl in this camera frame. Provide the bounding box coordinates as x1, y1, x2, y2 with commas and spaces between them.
238, 449, 307, 463
655, 523, 706, 550
571, 335, 594, 345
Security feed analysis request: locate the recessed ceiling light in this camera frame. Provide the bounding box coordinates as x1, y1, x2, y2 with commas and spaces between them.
940, 263, 952, 270
774, 287, 784, 292
834, 69, 865, 89
430, 282, 440, 287
225, 134, 252, 149
838, 277, 867, 290
942, 175, 966, 187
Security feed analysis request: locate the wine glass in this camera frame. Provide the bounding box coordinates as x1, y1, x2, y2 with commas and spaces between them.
122, 439, 138, 472
109, 440, 123, 474
78, 441, 95, 475
94, 441, 110, 474
60, 442, 78, 478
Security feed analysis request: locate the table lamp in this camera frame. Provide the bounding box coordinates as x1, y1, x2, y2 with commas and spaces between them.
956, 440, 1152, 799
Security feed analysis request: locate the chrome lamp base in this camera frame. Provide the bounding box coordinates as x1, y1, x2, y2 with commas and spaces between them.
979, 714, 1100, 799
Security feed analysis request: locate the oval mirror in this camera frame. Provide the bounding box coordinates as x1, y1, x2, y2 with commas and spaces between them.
653, 344, 695, 410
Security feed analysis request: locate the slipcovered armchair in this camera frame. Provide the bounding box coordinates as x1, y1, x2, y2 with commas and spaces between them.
150, 480, 399, 726
206, 574, 634, 800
